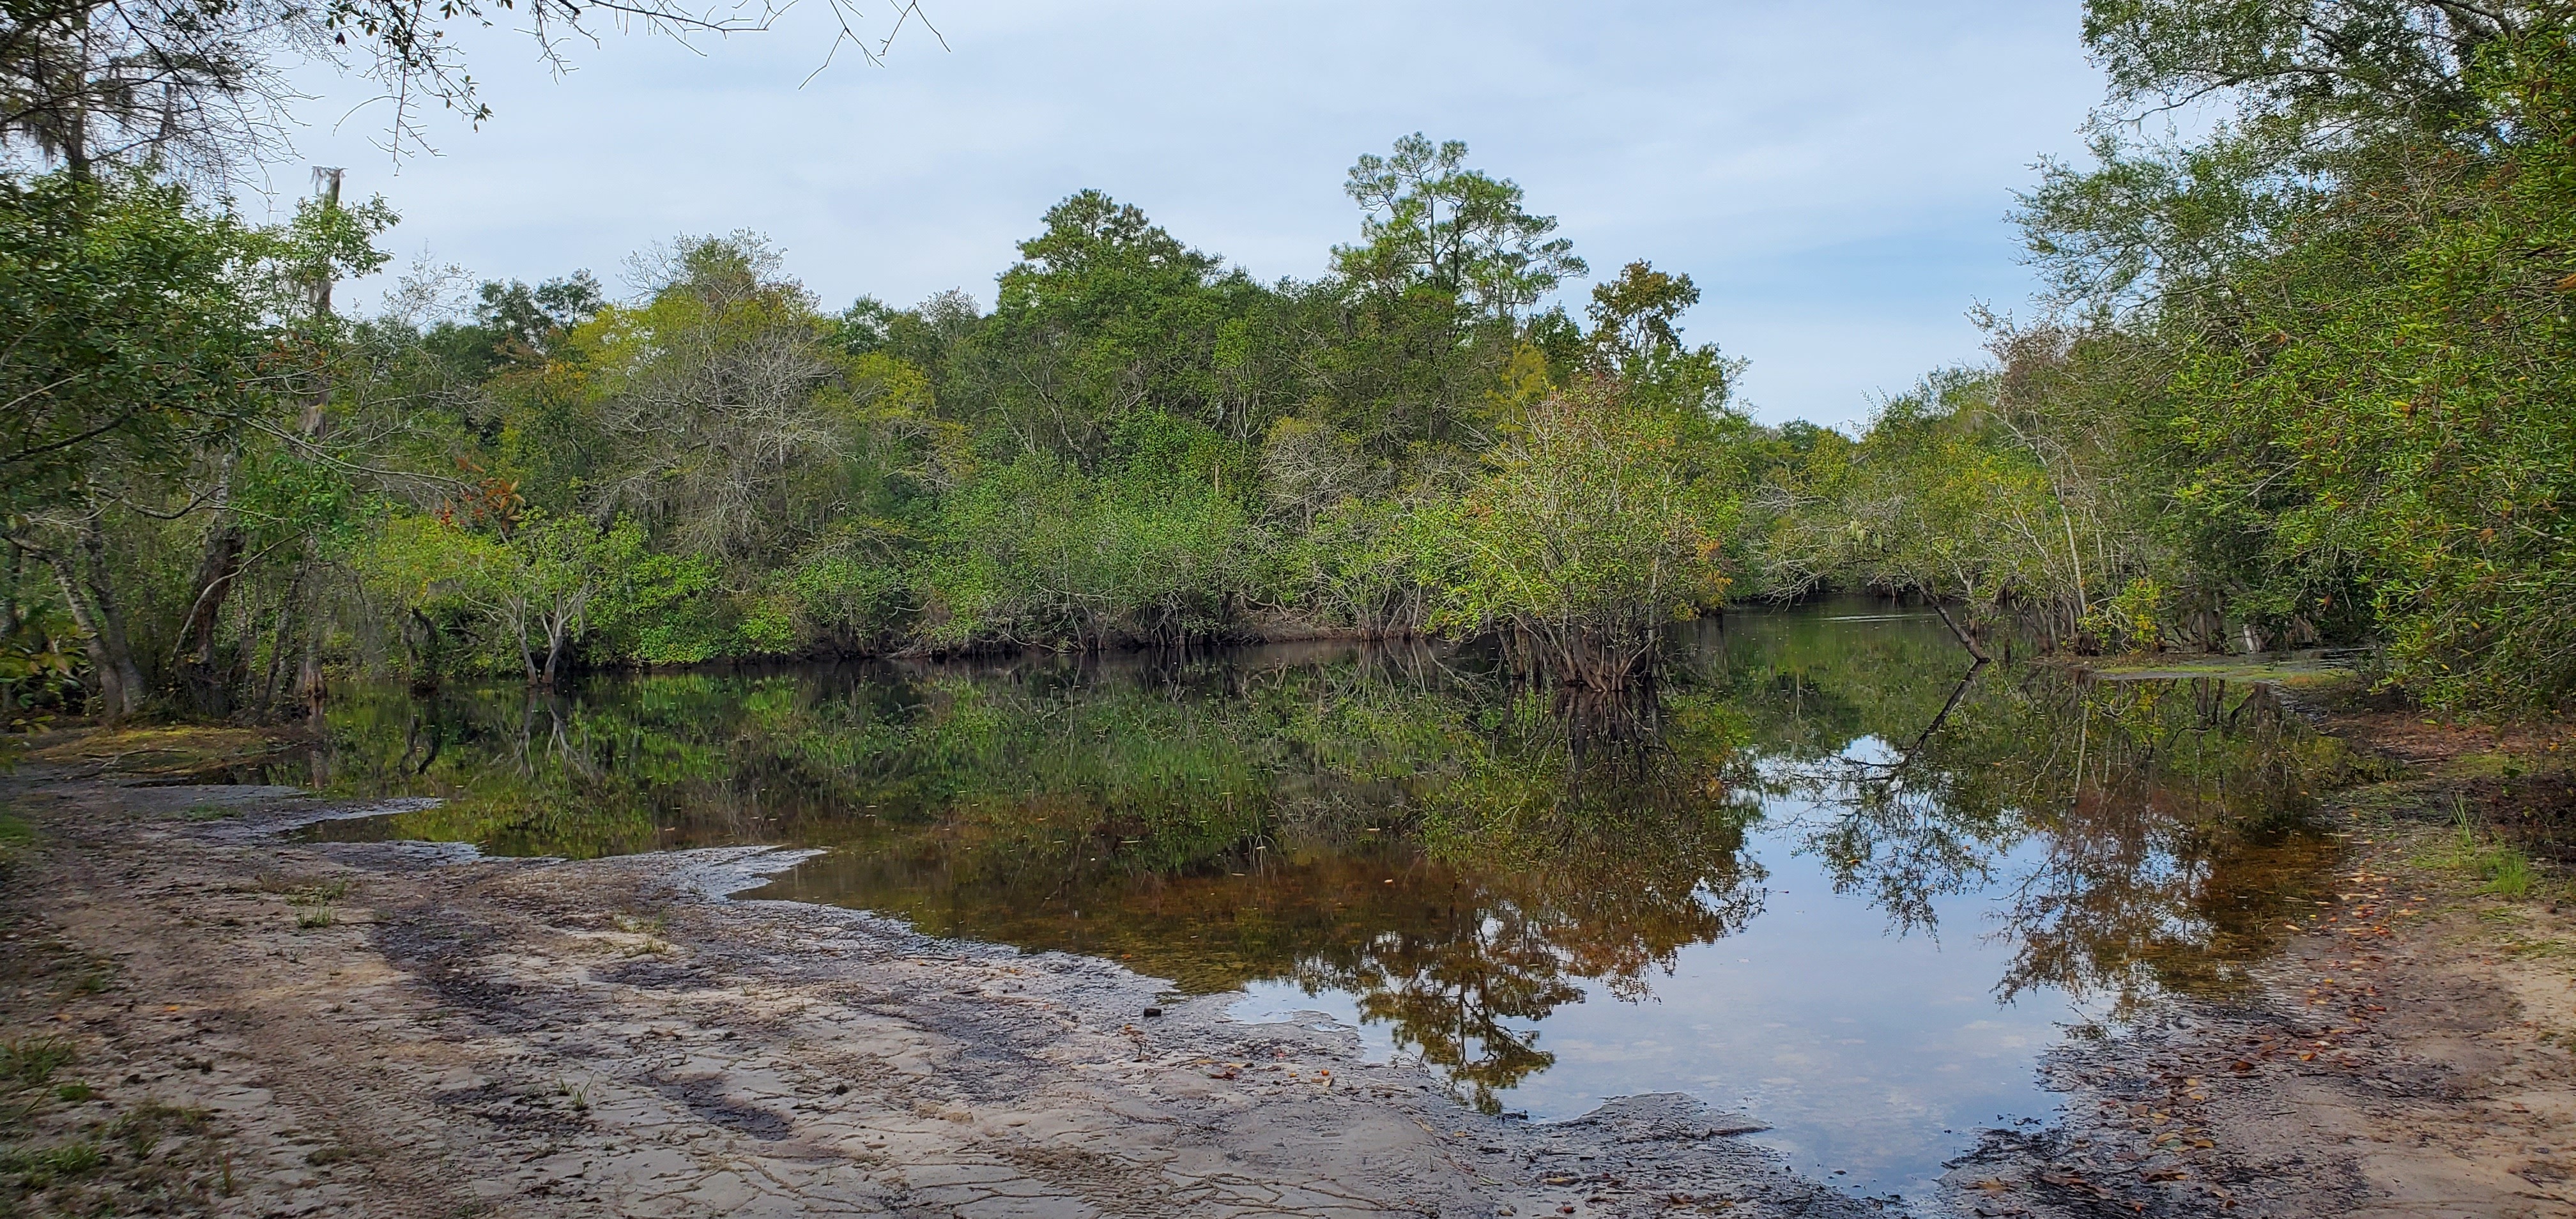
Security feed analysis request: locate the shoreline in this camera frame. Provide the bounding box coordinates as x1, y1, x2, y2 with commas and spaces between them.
1, 679, 2571, 1216
0, 766, 1874, 1218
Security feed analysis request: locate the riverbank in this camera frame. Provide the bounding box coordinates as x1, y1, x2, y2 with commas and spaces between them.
2, 675, 2572, 1218
0, 753, 1871, 1219
1945, 679, 2576, 1218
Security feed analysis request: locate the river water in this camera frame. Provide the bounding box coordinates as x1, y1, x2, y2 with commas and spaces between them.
293, 602, 2358, 1200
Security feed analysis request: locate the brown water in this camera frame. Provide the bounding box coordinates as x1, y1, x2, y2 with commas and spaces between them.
294, 602, 2363, 1199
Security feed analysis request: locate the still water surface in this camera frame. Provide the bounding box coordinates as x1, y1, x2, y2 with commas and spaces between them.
295, 603, 2355, 1199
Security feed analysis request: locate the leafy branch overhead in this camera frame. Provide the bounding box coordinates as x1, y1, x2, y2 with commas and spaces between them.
0, 0, 939, 174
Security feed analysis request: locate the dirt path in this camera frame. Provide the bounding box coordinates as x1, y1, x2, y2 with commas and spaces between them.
0, 769, 1871, 1219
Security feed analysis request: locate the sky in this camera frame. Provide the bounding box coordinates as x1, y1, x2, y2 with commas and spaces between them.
277, 1, 2108, 429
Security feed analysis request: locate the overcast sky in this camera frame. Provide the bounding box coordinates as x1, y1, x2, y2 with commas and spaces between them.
280, 1, 2105, 429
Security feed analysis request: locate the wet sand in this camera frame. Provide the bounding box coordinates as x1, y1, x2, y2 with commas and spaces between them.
1943, 694, 2576, 1218
3, 694, 2573, 1217
0, 769, 1870, 1218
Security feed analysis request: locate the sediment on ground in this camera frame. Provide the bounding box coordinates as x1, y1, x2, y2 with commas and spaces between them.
0, 757, 1870, 1219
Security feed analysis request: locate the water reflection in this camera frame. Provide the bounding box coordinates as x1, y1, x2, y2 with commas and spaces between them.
295, 602, 2365, 1190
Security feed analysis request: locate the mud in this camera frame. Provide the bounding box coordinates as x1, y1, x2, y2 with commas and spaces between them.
4, 691, 2575, 1218
1938, 691, 2576, 1218
0, 769, 1874, 1218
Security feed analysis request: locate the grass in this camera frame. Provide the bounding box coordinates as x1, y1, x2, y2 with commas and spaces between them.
111, 1102, 212, 1162
613, 910, 674, 956
259, 874, 354, 931
553, 1078, 592, 1112
24, 725, 295, 778
2418, 797, 2545, 899
0, 810, 31, 874
181, 804, 241, 822
1, 1086, 224, 1211
1, 1139, 104, 1188
613, 911, 670, 936
2082, 654, 2358, 684
272, 877, 352, 905
1, 1038, 75, 1089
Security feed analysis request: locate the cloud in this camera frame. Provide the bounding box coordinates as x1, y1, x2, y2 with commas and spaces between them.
284, 0, 2101, 427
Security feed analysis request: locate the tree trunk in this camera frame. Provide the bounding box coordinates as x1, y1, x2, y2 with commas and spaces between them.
261, 574, 303, 714
2, 543, 21, 641
1931, 600, 1993, 664
47, 514, 146, 719
178, 466, 246, 715
46, 554, 121, 717
296, 622, 325, 713
540, 617, 566, 688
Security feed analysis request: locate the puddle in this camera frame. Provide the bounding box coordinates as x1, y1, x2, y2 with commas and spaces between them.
280, 602, 2362, 1200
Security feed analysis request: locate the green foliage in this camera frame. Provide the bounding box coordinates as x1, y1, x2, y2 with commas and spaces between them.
0, 606, 82, 731
2007, 8, 2576, 704
1337, 133, 1586, 322
1756, 368, 2117, 645
1423, 378, 1739, 686
0, 172, 271, 519
1756, 8, 2576, 709
2426, 797, 2545, 898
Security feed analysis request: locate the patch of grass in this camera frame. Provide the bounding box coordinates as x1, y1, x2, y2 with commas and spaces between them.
613, 910, 673, 956
612, 911, 670, 936
0, 810, 31, 874
262, 875, 353, 931
110, 1101, 212, 1162
1, 1038, 75, 1089
2, 1138, 105, 1186
272, 876, 351, 905
52, 1083, 91, 1103
552, 1078, 592, 1112
2420, 797, 2549, 900
180, 804, 241, 822
2483, 848, 2539, 898
25, 726, 294, 777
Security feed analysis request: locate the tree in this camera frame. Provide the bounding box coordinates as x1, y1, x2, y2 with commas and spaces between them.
474, 513, 610, 687
954, 191, 1246, 463
574, 234, 914, 569
0, 172, 276, 717
1997, 3, 2576, 705
1, 0, 935, 178
1423, 378, 1736, 688
1335, 133, 1585, 323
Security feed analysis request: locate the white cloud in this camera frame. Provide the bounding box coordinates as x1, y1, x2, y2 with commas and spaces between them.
281, 0, 2103, 427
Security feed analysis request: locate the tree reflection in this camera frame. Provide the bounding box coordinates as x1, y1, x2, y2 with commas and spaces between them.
1769, 657, 2366, 1019
307, 604, 2368, 1105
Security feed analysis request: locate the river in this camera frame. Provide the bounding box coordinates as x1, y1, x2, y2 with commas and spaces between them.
291, 600, 2361, 1201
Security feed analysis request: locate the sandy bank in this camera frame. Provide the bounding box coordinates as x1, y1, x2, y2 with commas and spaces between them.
0, 767, 1869, 1218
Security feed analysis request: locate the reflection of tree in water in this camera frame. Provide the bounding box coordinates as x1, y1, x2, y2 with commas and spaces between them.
1778, 664, 2363, 1020
310, 607, 2369, 1108
881, 668, 1770, 1115
320, 650, 1770, 1112
1297, 712, 1766, 1111
1383, 682, 1764, 1109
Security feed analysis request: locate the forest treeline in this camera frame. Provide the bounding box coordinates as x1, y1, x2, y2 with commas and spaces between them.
5, 1, 2575, 720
